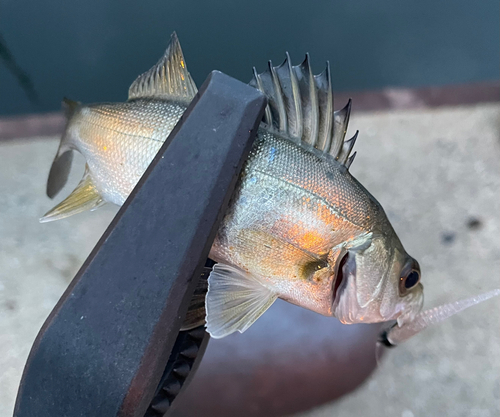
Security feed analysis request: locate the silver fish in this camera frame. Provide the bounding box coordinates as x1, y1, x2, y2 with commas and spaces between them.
42, 33, 498, 340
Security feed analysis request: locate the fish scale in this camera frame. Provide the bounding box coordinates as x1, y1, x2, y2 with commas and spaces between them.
74, 100, 187, 205
248, 130, 387, 230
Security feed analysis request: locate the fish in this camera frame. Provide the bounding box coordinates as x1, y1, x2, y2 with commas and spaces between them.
42, 32, 498, 341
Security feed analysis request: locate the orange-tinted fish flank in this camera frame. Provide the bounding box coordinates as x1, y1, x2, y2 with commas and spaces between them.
73, 100, 187, 205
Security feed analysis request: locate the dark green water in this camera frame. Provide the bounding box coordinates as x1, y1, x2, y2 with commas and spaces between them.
0, 0, 498, 116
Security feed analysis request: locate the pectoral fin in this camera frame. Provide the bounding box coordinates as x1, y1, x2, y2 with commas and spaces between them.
205, 263, 277, 338
40, 165, 104, 223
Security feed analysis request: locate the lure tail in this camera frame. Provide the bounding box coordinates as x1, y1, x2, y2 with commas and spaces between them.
382, 289, 500, 346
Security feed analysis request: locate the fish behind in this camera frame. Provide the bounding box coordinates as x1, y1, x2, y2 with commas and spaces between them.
42, 32, 498, 341
43, 33, 196, 214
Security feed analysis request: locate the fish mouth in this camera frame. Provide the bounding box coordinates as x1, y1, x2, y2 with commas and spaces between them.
333, 251, 352, 303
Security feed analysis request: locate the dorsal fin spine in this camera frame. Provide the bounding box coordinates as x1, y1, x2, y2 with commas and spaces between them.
269, 61, 287, 132
317, 63, 334, 154
313, 63, 332, 151
329, 98, 351, 158
304, 54, 319, 147
338, 130, 358, 164
325, 64, 334, 153
345, 151, 356, 169
252, 67, 272, 125
286, 52, 303, 140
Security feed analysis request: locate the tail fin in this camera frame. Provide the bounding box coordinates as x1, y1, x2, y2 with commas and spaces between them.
41, 165, 104, 223
249, 54, 357, 169
46, 98, 79, 198
47, 150, 73, 198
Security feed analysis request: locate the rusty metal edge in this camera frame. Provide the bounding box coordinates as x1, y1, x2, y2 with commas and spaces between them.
0, 81, 498, 141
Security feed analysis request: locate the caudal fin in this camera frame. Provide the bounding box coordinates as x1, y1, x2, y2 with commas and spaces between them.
47, 151, 73, 198
40, 165, 104, 223
46, 98, 80, 198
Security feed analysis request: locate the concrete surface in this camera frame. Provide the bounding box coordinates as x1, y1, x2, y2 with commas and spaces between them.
0, 103, 499, 416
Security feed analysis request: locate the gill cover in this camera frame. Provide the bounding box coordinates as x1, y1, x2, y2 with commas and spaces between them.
333, 233, 424, 326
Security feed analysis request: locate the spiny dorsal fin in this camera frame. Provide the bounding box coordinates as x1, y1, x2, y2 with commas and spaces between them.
128, 32, 197, 103
249, 55, 356, 168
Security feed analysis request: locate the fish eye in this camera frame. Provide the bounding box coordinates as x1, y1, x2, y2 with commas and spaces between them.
399, 270, 420, 295
405, 271, 420, 289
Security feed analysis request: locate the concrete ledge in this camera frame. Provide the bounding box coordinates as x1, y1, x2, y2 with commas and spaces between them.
1, 103, 499, 417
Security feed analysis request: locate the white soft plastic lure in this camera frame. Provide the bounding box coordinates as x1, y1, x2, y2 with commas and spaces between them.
380, 289, 500, 347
